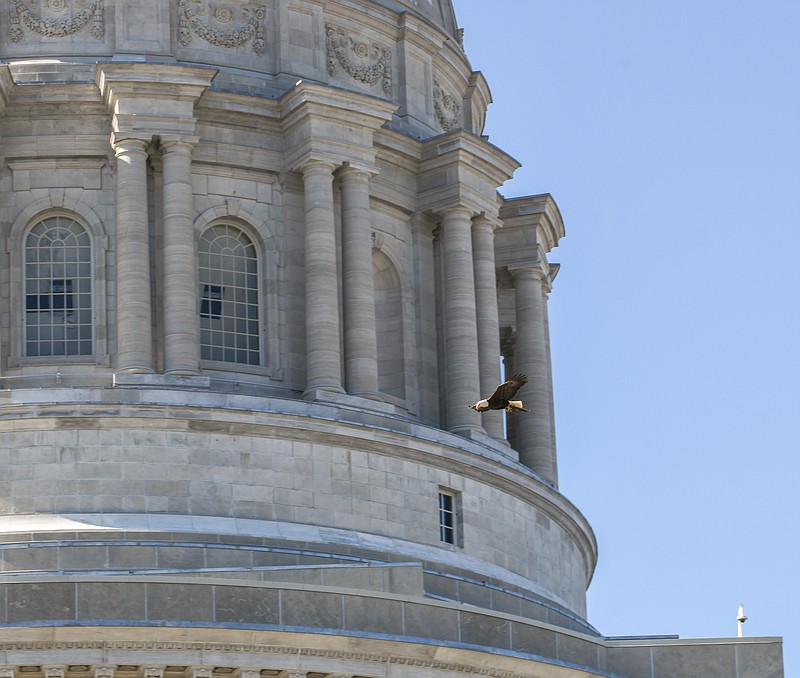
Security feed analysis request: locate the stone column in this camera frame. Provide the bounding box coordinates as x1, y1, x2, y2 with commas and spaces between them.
511, 266, 557, 484
340, 165, 380, 398
113, 136, 154, 374
411, 212, 440, 425
542, 284, 559, 483
441, 207, 482, 435
472, 214, 504, 439
302, 161, 344, 394
161, 136, 200, 375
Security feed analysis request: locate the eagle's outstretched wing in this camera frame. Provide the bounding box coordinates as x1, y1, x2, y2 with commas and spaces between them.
486, 373, 528, 407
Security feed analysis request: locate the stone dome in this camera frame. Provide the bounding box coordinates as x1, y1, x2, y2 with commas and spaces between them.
1, 0, 481, 140
372, 0, 459, 39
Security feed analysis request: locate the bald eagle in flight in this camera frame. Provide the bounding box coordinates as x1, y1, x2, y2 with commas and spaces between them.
469, 374, 529, 413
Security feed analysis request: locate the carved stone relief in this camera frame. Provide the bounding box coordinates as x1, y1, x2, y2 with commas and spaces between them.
326, 24, 392, 97
8, 0, 104, 42
178, 0, 265, 55
433, 79, 462, 131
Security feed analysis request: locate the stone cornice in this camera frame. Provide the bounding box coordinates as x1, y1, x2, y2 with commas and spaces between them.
0, 628, 782, 678
500, 194, 565, 252
495, 194, 565, 281
0, 626, 619, 678
96, 63, 218, 137
279, 81, 397, 173
417, 130, 520, 215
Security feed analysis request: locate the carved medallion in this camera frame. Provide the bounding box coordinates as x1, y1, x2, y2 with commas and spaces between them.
8, 0, 104, 42
325, 24, 392, 97
433, 78, 462, 131
178, 0, 266, 56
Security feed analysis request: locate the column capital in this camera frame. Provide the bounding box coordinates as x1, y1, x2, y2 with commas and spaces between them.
509, 262, 544, 276
472, 211, 500, 232
111, 134, 152, 155
298, 158, 338, 175
160, 135, 200, 152
337, 162, 376, 182
509, 262, 554, 292
439, 205, 476, 222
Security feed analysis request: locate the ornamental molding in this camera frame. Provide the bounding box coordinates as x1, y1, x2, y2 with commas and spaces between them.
0, 642, 533, 678
178, 0, 265, 55
8, 0, 104, 42
325, 24, 392, 98
433, 78, 462, 132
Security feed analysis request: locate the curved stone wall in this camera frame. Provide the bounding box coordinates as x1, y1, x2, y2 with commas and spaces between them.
0, 389, 596, 623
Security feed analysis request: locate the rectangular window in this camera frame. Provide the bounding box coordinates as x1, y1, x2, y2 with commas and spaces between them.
438, 490, 460, 545
200, 284, 223, 319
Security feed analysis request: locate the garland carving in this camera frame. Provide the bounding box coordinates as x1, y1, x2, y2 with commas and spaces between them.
326, 24, 392, 97
179, 0, 265, 55
433, 78, 462, 131
9, 0, 104, 41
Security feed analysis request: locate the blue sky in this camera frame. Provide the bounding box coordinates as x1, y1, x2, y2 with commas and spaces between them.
453, 1, 799, 674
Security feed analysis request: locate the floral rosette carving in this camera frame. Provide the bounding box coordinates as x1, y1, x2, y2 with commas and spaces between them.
179, 0, 265, 56
326, 24, 392, 97
433, 79, 462, 132
9, 0, 104, 42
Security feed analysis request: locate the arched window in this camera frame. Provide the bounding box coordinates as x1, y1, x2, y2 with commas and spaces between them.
198, 224, 260, 366
24, 216, 93, 357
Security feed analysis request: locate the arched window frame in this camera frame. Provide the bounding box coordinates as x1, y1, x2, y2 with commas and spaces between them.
197, 221, 262, 369
371, 229, 415, 413
7, 204, 110, 370
193, 209, 282, 380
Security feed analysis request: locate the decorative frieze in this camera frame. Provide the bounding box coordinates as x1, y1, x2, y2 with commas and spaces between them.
433, 79, 462, 132
0, 656, 532, 678
325, 24, 392, 97
8, 0, 104, 42
178, 0, 265, 55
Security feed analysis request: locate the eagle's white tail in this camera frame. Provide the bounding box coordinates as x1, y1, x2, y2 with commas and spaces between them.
506, 400, 529, 413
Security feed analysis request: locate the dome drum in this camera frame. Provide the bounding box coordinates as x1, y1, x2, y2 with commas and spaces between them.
0, 1, 785, 676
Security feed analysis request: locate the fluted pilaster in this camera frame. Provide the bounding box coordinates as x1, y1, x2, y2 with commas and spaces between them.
302, 161, 344, 394
113, 136, 154, 374
441, 207, 482, 435
340, 165, 379, 398
161, 136, 200, 375
472, 213, 504, 439
511, 266, 557, 484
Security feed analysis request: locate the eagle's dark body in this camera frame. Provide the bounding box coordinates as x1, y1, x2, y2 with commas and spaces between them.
469, 374, 529, 413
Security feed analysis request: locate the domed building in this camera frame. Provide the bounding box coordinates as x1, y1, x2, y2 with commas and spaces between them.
0, 1, 783, 677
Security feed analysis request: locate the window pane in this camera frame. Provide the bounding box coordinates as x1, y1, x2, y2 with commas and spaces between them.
439, 492, 457, 545
25, 217, 93, 358
199, 225, 261, 366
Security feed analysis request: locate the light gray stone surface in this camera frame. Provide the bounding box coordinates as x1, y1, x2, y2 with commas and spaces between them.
0, 1, 784, 676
